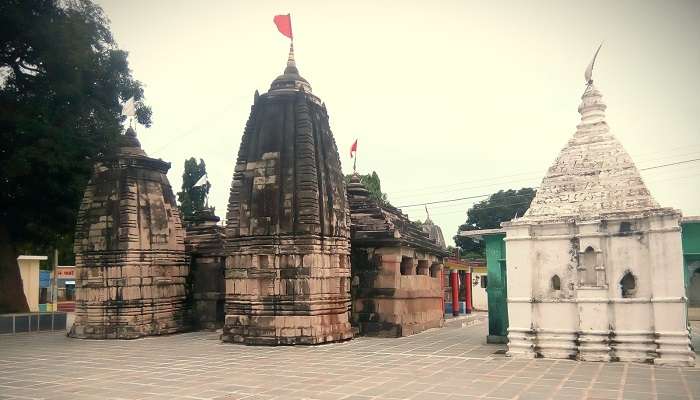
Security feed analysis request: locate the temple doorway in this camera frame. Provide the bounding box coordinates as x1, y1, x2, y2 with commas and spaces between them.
688, 264, 700, 321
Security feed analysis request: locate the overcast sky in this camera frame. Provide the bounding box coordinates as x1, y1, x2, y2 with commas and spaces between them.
97, 0, 700, 242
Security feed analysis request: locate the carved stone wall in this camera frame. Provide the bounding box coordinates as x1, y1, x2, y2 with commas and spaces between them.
351, 247, 444, 337
348, 175, 448, 337
222, 50, 353, 345
69, 129, 189, 339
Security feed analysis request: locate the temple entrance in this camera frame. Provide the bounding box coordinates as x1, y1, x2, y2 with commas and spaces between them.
688, 265, 700, 321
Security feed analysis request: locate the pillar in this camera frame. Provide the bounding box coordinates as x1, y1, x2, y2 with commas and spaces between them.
417, 260, 430, 276
440, 268, 445, 315
465, 271, 472, 314
450, 269, 459, 316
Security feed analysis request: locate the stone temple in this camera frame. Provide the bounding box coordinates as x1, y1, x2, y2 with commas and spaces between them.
184, 210, 226, 330
348, 175, 449, 337
70, 128, 189, 339
222, 45, 353, 344
503, 55, 695, 365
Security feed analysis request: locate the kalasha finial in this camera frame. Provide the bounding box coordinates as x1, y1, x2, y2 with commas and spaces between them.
584, 42, 603, 85
283, 42, 299, 75
288, 42, 296, 67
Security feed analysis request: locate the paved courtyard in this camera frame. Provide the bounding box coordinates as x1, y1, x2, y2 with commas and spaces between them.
0, 317, 698, 400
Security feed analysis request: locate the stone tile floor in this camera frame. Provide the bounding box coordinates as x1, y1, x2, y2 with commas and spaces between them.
0, 318, 698, 400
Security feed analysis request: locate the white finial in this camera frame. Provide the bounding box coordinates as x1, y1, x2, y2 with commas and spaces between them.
287, 42, 296, 68
121, 97, 136, 128
584, 43, 603, 85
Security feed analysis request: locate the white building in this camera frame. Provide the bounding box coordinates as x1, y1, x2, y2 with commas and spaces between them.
502, 53, 695, 366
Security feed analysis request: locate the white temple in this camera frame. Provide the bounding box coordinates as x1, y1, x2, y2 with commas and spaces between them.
502, 49, 695, 366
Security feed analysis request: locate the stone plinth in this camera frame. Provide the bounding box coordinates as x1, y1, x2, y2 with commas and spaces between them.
348, 175, 449, 337
185, 211, 225, 330
222, 46, 353, 345
69, 128, 189, 339
503, 78, 694, 366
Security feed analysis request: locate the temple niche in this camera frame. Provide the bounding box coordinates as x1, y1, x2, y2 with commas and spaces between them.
348, 175, 450, 337
70, 128, 190, 339
184, 210, 226, 330
221, 45, 353, 345
502, 52, 695, 366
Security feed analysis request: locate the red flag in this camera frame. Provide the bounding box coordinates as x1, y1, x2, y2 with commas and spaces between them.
273, 14, 293, 39
350, 139, 357, 158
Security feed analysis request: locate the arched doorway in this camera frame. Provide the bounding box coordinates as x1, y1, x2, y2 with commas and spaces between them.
688, 264, 700, 321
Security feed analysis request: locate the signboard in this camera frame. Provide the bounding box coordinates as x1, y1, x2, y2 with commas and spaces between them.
56, 267, 75, 279
39, 270, 51, 288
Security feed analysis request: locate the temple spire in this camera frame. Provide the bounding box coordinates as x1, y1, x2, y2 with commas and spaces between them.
578, 44, 607, 125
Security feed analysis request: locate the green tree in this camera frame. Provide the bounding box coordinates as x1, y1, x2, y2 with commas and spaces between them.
177, 158, 213, 219
454, 188, 536, 258
344, 171, 388, 205
0, 0, 152, 312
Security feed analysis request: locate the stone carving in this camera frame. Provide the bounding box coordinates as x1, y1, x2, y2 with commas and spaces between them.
502, 52, 695, 366
348, 175, 449, 337
222, 45, 353, 345
70, 128, 189, 339
185, 210, 226, 330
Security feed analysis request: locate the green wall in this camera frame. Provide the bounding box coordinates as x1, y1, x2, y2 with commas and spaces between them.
485, 233, 508, 343
682, 221, 700, 287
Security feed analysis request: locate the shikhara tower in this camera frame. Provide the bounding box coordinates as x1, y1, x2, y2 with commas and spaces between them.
222, 44, 353, 344
70, 128, 189, 339
502, 50, 695, 366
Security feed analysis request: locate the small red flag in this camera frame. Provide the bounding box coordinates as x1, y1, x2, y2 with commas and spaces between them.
350, 139, 358, 158
273, 14, 293, 39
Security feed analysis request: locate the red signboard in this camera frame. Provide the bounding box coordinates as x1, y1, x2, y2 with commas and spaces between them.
56, 267, 75, 279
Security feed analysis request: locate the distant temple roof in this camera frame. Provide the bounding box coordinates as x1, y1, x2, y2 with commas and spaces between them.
420, 218, 446, 249
515, 56, 669, 223
347, 174, 450, 257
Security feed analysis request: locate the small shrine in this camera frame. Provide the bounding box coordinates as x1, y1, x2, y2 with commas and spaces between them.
348, 174, 450, 337
502, 48, 695, 366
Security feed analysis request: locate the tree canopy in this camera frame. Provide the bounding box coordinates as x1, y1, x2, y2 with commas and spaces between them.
454, 188, 536, 258
177, 157, 213, 219
344, 171, 389, 205
0, 0, 151, 312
